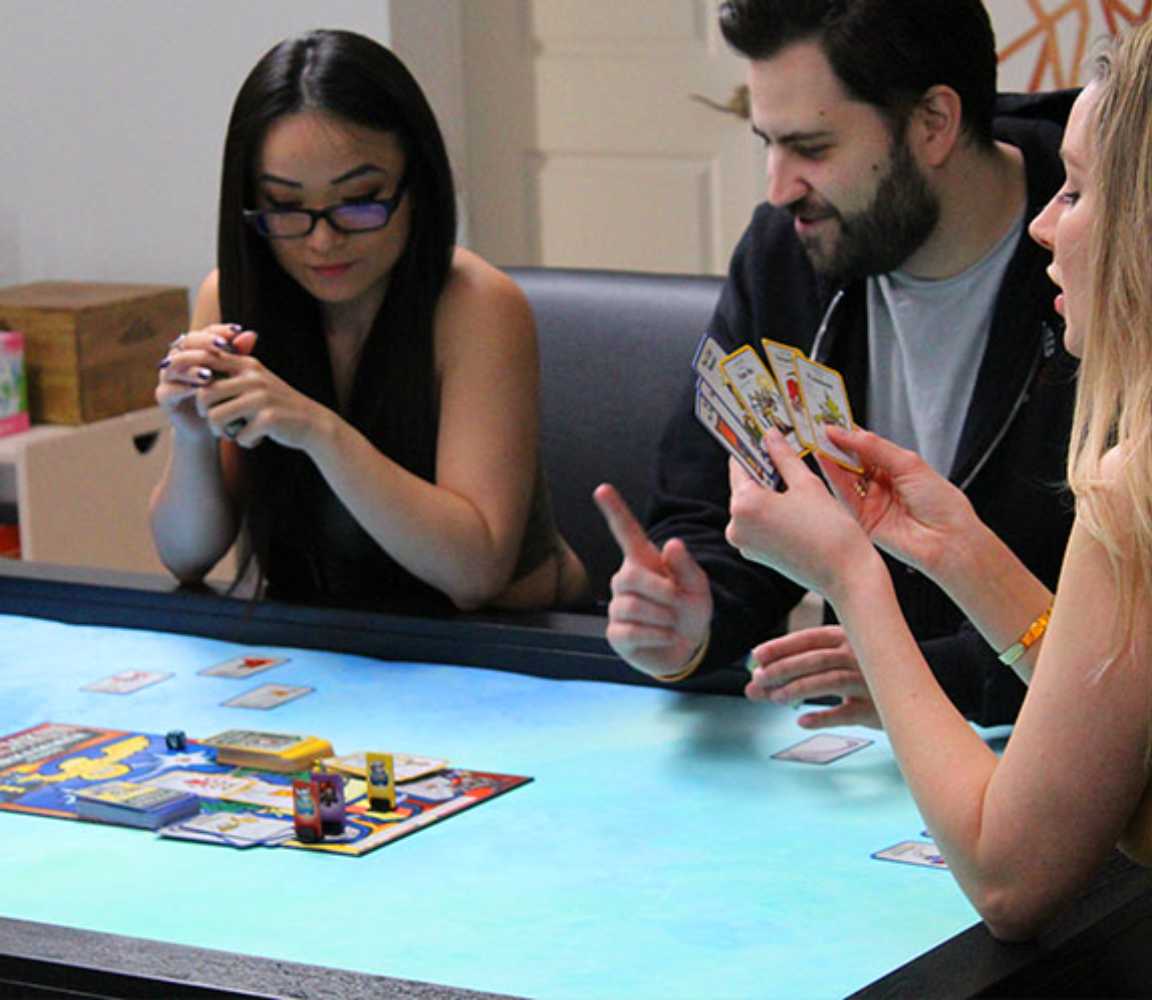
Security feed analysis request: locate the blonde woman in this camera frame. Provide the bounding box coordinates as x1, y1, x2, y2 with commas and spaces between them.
726, 22, 1152, 942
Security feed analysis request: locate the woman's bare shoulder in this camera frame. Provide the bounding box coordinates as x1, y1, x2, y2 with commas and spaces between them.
444, 248, 527, 307
437, 249, 534, 349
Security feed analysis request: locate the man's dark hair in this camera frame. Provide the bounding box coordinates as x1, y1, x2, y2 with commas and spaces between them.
718, 0, 998, 147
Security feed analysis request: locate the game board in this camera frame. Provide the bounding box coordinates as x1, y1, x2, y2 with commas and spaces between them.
0, 723, 530, 856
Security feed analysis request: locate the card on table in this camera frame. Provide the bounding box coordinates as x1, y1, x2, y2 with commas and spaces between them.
321, 750, 450, 784
871, 840, 949, 870
146, 769, 261, 801
694, 381, 780, 488
82, 670, 173, 695
199, 655, 288, 678
719, 344, 806, 454
221, 684, 313, 710
771, 733, 873, 765
160, 811, 295, 848
793, 355, 864, 472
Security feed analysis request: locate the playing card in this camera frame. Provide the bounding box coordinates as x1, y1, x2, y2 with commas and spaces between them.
694, 382, 780, 488
199, 655, 287, 678
321, 751, 450, 784
871, 840, 949, 870
222, 684, 313, 710
692, 334, 749, 417
144, 769, 260, 801
82, 670, 173, 694
771, 733, 873, 764
160, 812, 295, 848
719, 345, 806, 454
761, 339, 817, 449
794, 356, 864, 472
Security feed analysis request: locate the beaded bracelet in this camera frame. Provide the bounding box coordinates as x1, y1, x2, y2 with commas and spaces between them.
998, 606, 1052, 666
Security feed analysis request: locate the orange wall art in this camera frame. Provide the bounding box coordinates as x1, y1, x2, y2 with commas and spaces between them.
992, 1, 1151, 90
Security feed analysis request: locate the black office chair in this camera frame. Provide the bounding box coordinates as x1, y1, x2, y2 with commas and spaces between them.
507, 267, 724, 607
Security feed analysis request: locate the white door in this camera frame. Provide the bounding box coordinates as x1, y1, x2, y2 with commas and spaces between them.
462, 0, 759, 275
459, 1, 1150, 276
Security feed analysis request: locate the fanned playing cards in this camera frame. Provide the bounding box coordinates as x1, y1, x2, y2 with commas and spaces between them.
692, 334, 864, 481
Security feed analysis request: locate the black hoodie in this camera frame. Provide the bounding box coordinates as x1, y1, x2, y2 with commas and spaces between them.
647, 91, 1079, 726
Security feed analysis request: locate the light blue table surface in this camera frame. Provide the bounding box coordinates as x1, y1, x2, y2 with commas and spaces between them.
0, 612, 985, 999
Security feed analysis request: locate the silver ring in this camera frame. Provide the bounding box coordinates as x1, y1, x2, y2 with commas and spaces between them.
223, 418, 247, 440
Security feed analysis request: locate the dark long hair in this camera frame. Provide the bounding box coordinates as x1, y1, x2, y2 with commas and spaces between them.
216, 30, 457, 599
718, 0, 997, 147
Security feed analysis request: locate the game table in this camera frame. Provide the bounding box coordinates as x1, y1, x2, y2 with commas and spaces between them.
0, 560, 1149, 999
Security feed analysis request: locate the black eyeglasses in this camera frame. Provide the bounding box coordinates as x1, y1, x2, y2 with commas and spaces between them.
243, 176, 408, 239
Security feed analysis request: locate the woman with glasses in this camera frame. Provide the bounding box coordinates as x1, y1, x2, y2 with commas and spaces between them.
726, 22, 1152, 941
150, 30, 586, 613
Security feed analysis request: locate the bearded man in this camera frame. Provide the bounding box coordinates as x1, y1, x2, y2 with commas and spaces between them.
596, 0, 1078, 729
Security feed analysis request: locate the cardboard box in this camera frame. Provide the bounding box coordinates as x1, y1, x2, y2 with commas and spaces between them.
0, 282, 188, 424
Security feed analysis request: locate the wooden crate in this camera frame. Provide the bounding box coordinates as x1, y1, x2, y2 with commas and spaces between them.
0, 282, 188, 424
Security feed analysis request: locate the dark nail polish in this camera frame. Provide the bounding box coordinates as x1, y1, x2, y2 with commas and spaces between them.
212, 336, 237, 353
157, 358, 171, 370
197, 367, 213, 381
228, 324, 243, 332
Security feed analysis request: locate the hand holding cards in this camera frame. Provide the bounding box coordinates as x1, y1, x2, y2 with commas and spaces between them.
692, 335, 863, 482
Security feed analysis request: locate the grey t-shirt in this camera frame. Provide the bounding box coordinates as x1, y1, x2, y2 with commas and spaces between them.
866, 212, 1025, 475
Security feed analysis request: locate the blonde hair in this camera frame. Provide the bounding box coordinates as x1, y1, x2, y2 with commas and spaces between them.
1068, 21, 1152, 651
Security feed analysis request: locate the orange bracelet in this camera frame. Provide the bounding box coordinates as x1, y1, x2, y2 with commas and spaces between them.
998, 606, 1052, 666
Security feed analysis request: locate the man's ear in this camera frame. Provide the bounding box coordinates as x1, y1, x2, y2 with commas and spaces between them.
909, 85, 964, 168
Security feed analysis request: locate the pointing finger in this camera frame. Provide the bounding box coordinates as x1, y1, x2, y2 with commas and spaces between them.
593, 483, 662, 571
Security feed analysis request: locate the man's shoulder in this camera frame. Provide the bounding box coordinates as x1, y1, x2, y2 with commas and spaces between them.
994, 89, 1079, 130
993, 91, 1072, 165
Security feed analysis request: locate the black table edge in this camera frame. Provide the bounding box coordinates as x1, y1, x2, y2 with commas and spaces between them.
850, 851, 1152, 998
0, 559, 747, 695
0, 915, 522, 999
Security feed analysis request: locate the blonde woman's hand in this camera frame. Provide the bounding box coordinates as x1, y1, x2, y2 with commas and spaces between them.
726, 431, 873, 599
818, 425, 979, 577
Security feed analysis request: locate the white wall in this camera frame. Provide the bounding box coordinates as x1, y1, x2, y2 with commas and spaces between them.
388, 0, 469, 246
0, 1, 391, 302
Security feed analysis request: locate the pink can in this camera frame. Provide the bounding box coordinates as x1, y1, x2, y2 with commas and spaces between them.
0, 331, 30, 437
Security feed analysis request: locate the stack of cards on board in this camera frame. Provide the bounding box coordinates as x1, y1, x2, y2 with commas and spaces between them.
203, 730, 333, 773
160, 811, 296, 848
74, 781, 200, 830
692, 334, 863, 484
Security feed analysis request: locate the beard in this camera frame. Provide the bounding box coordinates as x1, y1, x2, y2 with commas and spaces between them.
793, 137, 940, 283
